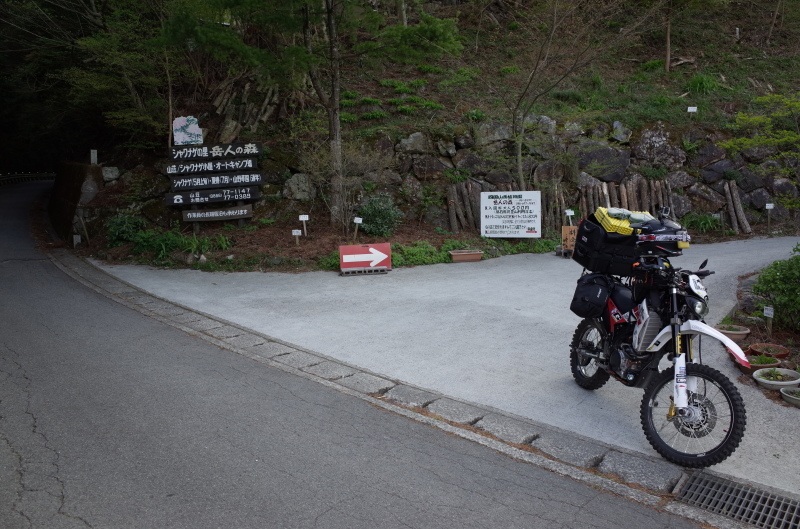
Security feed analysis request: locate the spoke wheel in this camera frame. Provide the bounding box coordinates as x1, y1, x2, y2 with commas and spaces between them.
569, 319, 610, 390
640, 363, 746, 468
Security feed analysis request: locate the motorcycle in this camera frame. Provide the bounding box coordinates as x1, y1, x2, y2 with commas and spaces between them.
569, 209, 747, 468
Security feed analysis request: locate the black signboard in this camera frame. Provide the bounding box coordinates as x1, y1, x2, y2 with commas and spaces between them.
182, 204, 253, 221
170, 171, 263, 191
165, 157, 258, 176
165, 186, 261, 206
169, 142, 264, 161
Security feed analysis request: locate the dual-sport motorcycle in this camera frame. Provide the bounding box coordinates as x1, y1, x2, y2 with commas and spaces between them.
569, 207, 747, 468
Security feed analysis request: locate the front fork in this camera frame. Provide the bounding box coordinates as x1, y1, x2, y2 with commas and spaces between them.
668, 287, 697, 418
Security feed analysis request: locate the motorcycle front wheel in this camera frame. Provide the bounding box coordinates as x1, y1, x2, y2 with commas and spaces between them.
569, 318, 610, 390
640, 363, 746, 468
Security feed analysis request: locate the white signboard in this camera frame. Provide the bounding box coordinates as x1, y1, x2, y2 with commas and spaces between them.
480, 191, 541, 238
764, 306, 775, 318
173, 116, 203, 146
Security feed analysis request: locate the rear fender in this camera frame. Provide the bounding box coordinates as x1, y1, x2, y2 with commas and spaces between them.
643, 320, 749, 367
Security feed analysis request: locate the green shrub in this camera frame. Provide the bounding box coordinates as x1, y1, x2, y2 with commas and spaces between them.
752, 245, 800, 331
641, 59, 665, 71
359, 111, 388, 120
317, 250, 341, 271
106, 214, 147, 247
391, 241, 446, 266
681, 211, 721, 233
358, 194, 403, 237
686, 74, 719, 95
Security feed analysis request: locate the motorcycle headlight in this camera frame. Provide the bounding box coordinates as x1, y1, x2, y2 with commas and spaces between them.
687, 296, 709, 318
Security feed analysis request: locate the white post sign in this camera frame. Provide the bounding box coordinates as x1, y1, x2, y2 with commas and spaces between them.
480, 191, 542, 238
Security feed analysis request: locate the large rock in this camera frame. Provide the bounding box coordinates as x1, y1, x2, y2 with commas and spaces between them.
686, 182, 725, 212
412, 155, 451, 180
700, 158, 737, 185
283, 173, 317, 201
611, 121, 632, 143
569, 138, 630, 183
746, 188, 772, 209
632, 122, 686, 169
397, 132, 433, 154
476, 121, 512, 147
691, 143, 725, 168
666, 170, 696, 188
773, 178, 798, 199
671, 194, 692, 218
737, 166, 764, 193
453, 150, 492, 176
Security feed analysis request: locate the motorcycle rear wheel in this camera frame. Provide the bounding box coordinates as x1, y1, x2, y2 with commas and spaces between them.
640, 363, 746, 468
569, 318, 610, 390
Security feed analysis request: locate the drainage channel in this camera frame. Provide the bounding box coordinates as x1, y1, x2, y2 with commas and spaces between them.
678, 473, 799, 529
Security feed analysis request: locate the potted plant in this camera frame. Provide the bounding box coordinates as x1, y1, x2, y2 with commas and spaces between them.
780, 388, 800, 408
752, 367, 800, 391
739, 353, 780, 376
747, 343, 791, 359
713, 323, 750, 342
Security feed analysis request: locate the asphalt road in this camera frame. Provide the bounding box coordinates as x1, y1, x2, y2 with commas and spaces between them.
0, 184, 708, 527
95, 225, 800, 494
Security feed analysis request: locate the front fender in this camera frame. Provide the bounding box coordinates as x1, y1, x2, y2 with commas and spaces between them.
644, 320, 750, 367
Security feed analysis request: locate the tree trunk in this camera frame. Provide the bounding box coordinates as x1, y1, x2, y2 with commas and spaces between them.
665, 3, 672, 72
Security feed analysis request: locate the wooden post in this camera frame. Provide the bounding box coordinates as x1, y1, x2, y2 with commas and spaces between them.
730, 181, 752, 234
724, 181, 740, 234
446, 186, 459, 234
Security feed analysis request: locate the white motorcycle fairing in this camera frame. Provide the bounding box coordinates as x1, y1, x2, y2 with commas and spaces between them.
641, 319, 750, 367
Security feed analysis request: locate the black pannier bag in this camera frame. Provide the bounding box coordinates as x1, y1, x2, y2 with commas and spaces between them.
570, 273, 612, 318
572, 217, 638, 276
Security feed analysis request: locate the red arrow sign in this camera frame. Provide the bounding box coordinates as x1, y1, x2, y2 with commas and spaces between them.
339, 243, 391, 270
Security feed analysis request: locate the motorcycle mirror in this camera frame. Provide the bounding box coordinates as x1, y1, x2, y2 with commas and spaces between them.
699, 259, 708, 270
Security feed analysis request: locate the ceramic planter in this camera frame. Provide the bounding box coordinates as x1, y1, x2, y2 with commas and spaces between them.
713, 324, 750, 342
780, 388, 800, 408
752, 368, 800, 391
739, 356, 780, 376
449, 250, 483, 263
747, 343, 791, 359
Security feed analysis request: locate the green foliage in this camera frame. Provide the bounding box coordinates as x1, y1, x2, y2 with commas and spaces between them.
752, 245, 800, 331
420, 100, 444, 110
440, 68, 480, 87
720, 93, 800, 155
641, 60, 665, 71
391, 241, 444, 266
681, 211, 721, 233
359, 97, 382, 105
317, 251, 341, 271
340, 112, 358, 123
499, 66, 520, 76
681, 136, 701, 154
444, 168, 470, 183
686, 74, 719, 95
396, 105, 416, 115
722, 169, 741, 182
418, 64, 445, 74
640, 166, 667, 180
358, 193, 403, 237
374, 13, 462, 64
360, 111, 388, 120
464, 109, 485, 122
106, 214, 147, 247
